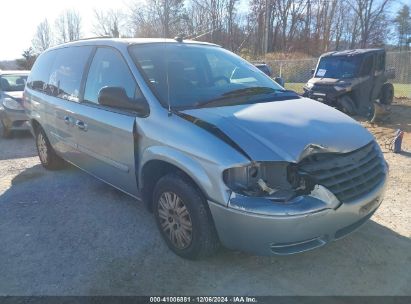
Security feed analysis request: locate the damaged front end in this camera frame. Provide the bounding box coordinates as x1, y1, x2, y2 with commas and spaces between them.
223, 140, 387, 217
207, 140, 388, 255
223, 161, 341, 216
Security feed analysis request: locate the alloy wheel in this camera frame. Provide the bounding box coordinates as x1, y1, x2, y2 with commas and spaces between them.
157, 191, 193, 249
37, 133, 48, 164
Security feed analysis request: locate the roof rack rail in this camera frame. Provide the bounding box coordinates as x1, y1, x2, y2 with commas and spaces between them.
74, 36, 112, 42
53, 36, 114, 47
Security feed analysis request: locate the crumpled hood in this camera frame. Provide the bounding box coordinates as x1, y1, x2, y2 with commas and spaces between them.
182, 98, 373, 162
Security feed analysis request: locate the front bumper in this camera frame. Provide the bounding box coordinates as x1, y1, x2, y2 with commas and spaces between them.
303, 87, 343, 103
208, 175, 387, 256
0, 108, 30, 131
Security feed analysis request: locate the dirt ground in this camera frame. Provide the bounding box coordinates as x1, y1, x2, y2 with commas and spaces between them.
361, 98, 411, 149
357, 99, 411, 239
0, 100, 410, 296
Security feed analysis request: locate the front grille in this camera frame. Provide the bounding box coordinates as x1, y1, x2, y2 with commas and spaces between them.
312, 84, 335, 94
298, 142, 386, 202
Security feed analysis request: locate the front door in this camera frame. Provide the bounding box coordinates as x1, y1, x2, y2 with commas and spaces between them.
73, 47, 145, 197
353, 54, 374, 115
370, 53, 386, 101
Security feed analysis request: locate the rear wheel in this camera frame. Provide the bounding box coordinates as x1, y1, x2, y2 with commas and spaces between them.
0, 120, 12, 139
35, 127, 65, 170
380, 83, 394, 105
153, 173, 220, 259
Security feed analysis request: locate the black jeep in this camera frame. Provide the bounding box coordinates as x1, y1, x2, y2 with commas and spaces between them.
303, 49, 394, 119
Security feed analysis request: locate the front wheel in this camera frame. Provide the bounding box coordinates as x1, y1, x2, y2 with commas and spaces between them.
35, 127, 65, 170
153, 173, 220, 259
337, 95, 355, 115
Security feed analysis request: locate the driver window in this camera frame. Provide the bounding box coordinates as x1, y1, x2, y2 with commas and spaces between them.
376, 54, 385, 72
84, 47, 141, 104
360, 56, 373, 76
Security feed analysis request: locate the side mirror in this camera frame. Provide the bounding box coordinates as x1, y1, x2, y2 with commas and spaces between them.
98, 86, 149, 115
274, 77, 285, 87
310, 69, 315, 76
31, 80, 45, 90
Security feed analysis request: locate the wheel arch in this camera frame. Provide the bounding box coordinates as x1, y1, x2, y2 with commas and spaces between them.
30, 119, 41, 134
139, 146, 214, 211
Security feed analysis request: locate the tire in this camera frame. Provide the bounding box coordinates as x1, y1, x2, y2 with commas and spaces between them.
367, 102, 376, 121
35, 126, 65, 170
1, 120, 12, 139
380, 83, 394, 105
337, 95, 355, 115
153, 173, 220, 259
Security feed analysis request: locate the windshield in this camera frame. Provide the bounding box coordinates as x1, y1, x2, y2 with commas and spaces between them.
315, 56, 360, 79
0, 74, 28, 92
129, 44, 296, 109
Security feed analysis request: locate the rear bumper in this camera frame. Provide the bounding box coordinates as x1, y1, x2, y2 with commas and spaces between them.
208, 175, 387, 256
0, 108, 30, 131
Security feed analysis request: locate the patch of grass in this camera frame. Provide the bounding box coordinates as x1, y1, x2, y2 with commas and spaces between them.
393, 84, 411, 98
284, 83, 305, 93
284, 82, 411, 98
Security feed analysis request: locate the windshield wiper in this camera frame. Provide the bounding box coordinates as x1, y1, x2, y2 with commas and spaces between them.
196, 87, 289, 108
221, 86, 279, 97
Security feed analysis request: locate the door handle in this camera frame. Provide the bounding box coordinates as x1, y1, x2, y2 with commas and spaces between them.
75, 120, 88, 131
63, 116, 70, 124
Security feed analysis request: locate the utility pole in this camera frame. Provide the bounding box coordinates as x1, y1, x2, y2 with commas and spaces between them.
263, 0, 269, 58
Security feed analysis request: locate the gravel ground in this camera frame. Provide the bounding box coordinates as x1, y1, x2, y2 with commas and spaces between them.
0, 101, 410, 296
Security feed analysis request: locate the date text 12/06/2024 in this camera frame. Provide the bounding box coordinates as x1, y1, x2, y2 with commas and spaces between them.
149, 297, 258, 303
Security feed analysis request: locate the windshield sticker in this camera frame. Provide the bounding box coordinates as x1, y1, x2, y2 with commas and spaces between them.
317, 69, 326, 77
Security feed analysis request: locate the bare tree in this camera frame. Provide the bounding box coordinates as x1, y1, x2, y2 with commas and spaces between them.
32, 19, 53, 54
130, 0, 186, 38
226, 0, 238, 50
99, 0, 411, 55
348, 0, 391, 47
93, 9, 127, 38
55, 9, 82, 43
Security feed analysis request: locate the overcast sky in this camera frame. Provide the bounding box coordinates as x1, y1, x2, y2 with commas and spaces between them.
0, 0, 134, 60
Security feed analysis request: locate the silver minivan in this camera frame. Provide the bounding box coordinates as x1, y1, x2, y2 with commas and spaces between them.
24, 38, 388, 259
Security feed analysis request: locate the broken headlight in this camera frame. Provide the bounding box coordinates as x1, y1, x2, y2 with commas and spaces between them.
223, 162, 313, 201
334, 82, 352, 92
305, 82, 314, 90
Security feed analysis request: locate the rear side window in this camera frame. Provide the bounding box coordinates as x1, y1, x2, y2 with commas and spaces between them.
84, 47, 138, 104
48, 46, 93, 102
27, 50, 57, 92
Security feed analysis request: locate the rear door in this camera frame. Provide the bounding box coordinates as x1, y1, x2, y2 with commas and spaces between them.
46, 46, 94, 163
72, 47, 145, 197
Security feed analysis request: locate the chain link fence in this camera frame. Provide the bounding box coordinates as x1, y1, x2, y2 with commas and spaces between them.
263, 51, 411, 98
